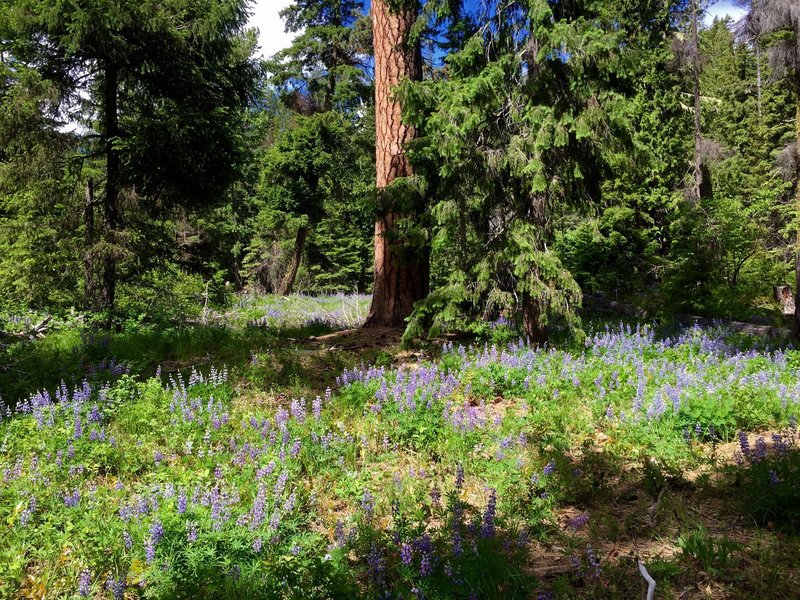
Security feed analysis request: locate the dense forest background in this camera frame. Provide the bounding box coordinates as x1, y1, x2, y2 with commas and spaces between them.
0, 0, 798, 335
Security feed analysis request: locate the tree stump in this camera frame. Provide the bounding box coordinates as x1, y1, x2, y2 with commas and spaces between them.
775, 285, 795, 316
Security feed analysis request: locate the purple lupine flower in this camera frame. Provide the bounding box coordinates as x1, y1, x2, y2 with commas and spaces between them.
586, 546, 602, 578
150, 519, 164, 544
187, 521, 198, 542
738, 431, 751, 459
481, 488, 497, 538
253, 537, 263, 553
543, 460, 556, 476
154, 450, 164, 466
63, 489, 81, 507
106, 576, 125, 600
361, 491, 375, 518
366, 544, 386, 587
274, 471, 289, 497
177, 488, 187, 514
313, 396, 322, 419
334, 520, 346, 547
419, 552, 432, 577
123, 531, 133, 549
455, 464, 464, 491
269, 510, 281, 530
145, 538, 156, 563
290, 398, 306, 423
290, 439, 301, 459
78, 569, 91, 596
400, 542, 414, 566
568, 512, 590, 530
754, 437, 768, 462
769, 470, 780, 485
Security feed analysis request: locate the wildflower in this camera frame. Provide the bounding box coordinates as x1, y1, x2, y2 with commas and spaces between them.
313, 396, 322, 419
481, 488, 497, 538
290, 439, 301, 458
543, 460, 556, 476
738, 431, 751, 459
106, 576, 125, 600
366, 544, 385, 587
568, 512, 590, 530
63, 489, 81, 508
269, 510, 281, 530
769, 470, 780, 486
400, 542, 413, 566
274, 471, 289, 497
361, 490, 375, 518
419, 552, 432, 577
78, 569, 91, 596
754, 437, 768, 462
177, 488, 187, 514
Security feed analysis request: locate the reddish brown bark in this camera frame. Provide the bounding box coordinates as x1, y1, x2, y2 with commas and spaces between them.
792, 81, 800, 338
365, 0, 428, 328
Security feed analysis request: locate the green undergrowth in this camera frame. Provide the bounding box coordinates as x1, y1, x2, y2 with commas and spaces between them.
1, 318, 800, 598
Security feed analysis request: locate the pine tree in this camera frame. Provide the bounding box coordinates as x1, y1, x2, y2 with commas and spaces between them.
1, 0, 258, 321
400, 0, 665, 340
365, 0, 428, 328
741, 0, 800, 334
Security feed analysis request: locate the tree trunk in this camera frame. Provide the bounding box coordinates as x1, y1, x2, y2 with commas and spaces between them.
792, 84, 800, 338
522, 291, 547, 345
690, 0, 704, 203
755, 37, 762, 121
278, 225, 308, 296
101, 61, 121, 322
83, 178, 96, 310
364, 0, 428, 328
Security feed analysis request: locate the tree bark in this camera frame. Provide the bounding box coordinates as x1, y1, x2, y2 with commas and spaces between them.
278, 225, 308, 296
522, 291, 547, 345
364, 0, 428, 328
690, 0, 704, 203
101, 61, 121, 321
83, 178, 96, 310
792, 80, 800, 338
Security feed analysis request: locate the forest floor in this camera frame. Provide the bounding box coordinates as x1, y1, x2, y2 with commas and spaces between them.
0, 294, 799, 599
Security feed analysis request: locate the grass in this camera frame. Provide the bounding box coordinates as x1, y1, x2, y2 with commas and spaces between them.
0, 295, 799, 599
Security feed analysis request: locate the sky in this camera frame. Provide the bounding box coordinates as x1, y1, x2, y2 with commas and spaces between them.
248, 0, 748, 59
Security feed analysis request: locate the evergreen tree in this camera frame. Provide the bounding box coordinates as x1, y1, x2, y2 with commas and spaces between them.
401, 0, 667, 340
365, 0, 428, 328
252, 0, 374, 295
1, 0, 258, 321
740, 0, 800, 333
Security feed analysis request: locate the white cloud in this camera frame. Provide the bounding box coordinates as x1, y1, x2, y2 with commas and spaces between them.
248, 0, 297, 59
704, 1, 747, 26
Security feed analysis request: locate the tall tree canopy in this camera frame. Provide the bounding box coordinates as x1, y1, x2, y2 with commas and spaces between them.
0, 0, 259, 319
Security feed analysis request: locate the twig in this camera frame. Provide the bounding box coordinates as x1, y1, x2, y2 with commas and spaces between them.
638, 559, 656, 600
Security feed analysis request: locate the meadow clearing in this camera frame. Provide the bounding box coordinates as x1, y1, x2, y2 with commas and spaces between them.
1, 295, 799, 599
